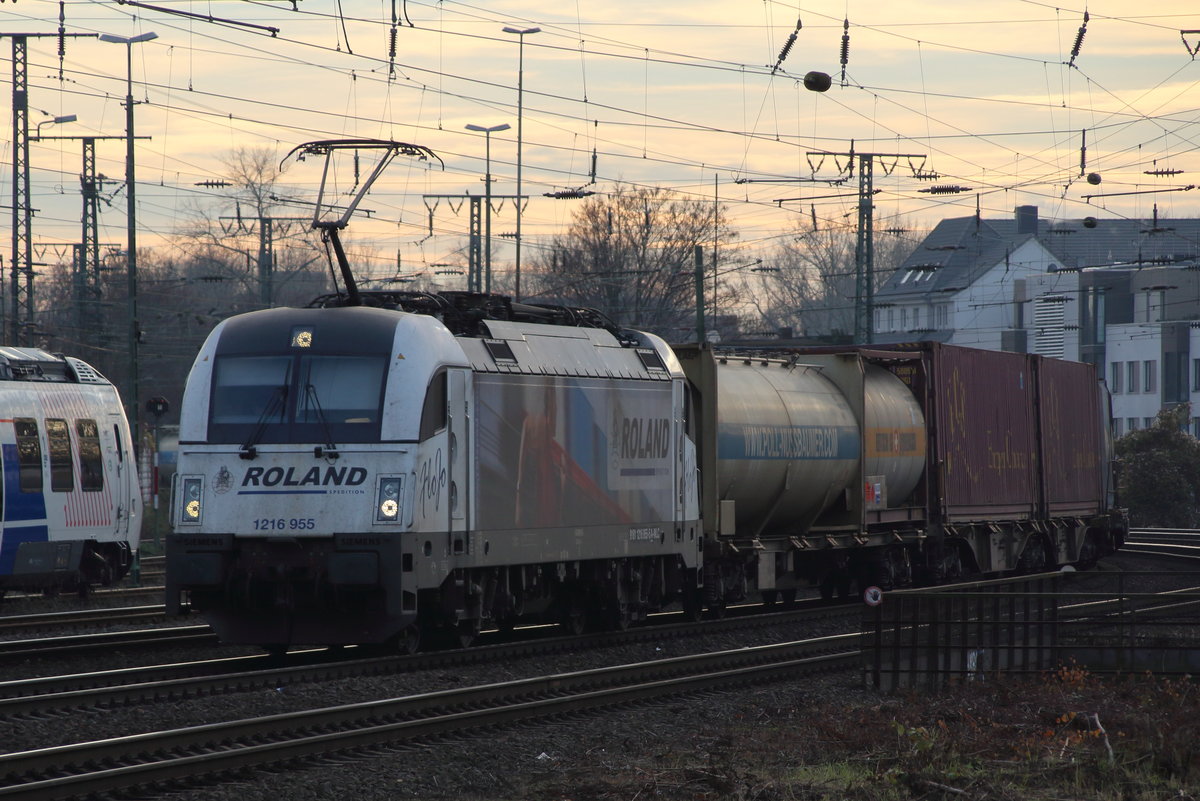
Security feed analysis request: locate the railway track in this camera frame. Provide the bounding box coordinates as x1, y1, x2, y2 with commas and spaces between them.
0, 600, 856, 710
0, 630, 859, 800
0, 623, 218, 664
1122, 527, 1200, 560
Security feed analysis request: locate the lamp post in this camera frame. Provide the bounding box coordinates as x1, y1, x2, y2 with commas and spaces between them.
33, 113, 77, 139
99, 30, 156, 447
465, 123, 510, 294
502, 26, 539, 302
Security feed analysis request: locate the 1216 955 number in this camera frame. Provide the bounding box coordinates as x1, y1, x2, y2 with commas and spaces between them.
253, 517, 316, 531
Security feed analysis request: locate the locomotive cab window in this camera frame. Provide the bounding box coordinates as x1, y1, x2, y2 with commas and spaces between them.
14, 418, 42, 493
419, 371, 448, 441
208, 352, 387, 445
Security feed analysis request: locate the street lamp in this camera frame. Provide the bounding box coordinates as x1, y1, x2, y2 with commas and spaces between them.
99, 30, 157, 446
465, 122, 510, 294
502, 26, 540, 302
33, 113, 77, 139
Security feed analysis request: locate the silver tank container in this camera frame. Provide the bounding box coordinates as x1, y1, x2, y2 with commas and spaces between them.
862, 364, 926, 506
714, 359, 926, 533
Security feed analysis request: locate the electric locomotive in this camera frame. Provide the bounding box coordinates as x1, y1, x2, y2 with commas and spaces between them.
168, 294, 700, 650
0, 347, 141, 596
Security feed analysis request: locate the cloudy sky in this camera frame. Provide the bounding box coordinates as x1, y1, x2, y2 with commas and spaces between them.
6, 1, 1200, 284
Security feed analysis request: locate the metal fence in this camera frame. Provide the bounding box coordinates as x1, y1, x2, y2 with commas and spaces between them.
861, 571, 1200, 691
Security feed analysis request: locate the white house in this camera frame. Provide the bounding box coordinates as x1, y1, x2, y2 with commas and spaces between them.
873, 206, 1200, 436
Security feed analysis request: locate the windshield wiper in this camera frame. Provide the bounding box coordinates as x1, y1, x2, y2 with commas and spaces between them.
304, 383, 340, 459
240, 383, 289, 460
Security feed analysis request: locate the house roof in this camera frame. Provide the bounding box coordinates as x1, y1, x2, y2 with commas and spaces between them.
878, 210, 1200, 300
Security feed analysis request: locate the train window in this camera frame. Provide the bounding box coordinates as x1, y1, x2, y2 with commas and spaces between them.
211, 356, 293, 425
297, 356, 385, 426
13, 418, 42, 493
113, 424, 124, 462
76, 419, 104, 491
419, 371, 447, 441
46, 419, 74, 493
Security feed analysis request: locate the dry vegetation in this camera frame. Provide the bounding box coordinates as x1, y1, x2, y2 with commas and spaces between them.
516, 665, 1199, 801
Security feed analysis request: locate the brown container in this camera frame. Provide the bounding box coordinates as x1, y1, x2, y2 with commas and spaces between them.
1035, 356, 1104, 516
926, 344, 1039, 520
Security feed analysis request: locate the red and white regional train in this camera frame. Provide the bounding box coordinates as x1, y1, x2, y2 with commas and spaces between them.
165, 291, 1125, 652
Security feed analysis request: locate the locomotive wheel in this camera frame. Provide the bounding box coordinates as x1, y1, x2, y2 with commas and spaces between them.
704, 599, 726, 620
780, 589, 797, 608
455, 620, 480, 649
605, 601, 632, 631
681, 586, 703, 621
560, 602, 587, 636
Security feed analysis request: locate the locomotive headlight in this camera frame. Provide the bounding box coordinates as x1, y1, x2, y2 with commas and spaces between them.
375, 476, 404, 523
180, 478, 203, 524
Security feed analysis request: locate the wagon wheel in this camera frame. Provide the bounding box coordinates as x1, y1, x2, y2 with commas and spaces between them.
395, 624, 421, 655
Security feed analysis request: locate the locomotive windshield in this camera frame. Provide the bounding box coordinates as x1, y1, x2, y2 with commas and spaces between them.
208, 353, 386, 444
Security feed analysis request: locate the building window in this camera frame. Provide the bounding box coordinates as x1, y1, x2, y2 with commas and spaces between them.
1193, 417, 1200, 439
1110, 362, 1122, 393
1145, 360, 1157, 393
1145, 417, 1155, 429
913, 307, 921, 330
888, 309, 894, 330
1193, 358, 1200, 391
1128, 417, 1139, 432
901, 308, 908, 329
1127, 361, 1139, 394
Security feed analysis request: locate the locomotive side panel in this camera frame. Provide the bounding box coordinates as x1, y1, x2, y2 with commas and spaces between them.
475, 374, 676, 537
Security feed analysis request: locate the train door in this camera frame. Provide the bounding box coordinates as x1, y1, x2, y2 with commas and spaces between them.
446, 368, 470, 555
107, 413, 133, 540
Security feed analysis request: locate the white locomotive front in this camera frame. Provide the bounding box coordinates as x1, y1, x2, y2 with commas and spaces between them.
167, 297, 701, 650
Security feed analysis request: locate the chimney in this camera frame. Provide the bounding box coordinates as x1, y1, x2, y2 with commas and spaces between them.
1015, 205, 1039, 235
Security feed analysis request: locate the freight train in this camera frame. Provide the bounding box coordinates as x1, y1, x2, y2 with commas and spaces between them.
165, 291, 1125, 652
0, 347, 141, 597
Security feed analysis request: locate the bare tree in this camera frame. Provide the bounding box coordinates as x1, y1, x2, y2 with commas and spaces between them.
173, 145, 329, 308
524, 185, 738, 340
745, 218, 918, 339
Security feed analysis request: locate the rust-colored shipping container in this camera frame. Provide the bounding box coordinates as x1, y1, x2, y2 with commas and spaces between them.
924, 344, 1039, 521
1035, 356, 1104, 517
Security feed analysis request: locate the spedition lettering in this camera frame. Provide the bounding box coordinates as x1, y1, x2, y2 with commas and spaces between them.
738, 425, 844, 459
242, 466, 368, 487
620, 417, 670, 459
